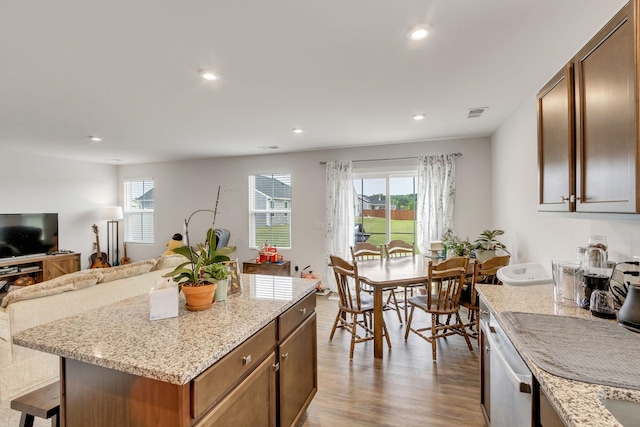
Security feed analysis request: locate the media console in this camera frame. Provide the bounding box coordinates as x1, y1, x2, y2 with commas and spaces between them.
0, 252, 81, 287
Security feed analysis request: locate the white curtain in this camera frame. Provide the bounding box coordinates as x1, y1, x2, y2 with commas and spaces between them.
325, 161, 355, 292
416, 154, 457, 254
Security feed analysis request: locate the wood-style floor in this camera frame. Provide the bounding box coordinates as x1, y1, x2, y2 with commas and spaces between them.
298, 294, 485, 427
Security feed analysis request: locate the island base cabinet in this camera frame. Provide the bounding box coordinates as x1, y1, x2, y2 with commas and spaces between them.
195, 352, 277, 427
279, 313, 317, 427
61, 358, 191, 427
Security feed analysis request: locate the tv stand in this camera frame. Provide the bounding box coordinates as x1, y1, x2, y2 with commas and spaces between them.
0, 253, 80, 287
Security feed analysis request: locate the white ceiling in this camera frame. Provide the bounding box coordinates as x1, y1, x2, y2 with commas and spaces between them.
0, 0, 628, 165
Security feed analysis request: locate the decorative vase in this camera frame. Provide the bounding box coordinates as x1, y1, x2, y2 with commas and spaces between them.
182, 283, 217, 311
214, 278, 229, 302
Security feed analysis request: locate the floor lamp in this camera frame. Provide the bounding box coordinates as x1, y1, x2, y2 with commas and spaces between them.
101, 206, 124, 266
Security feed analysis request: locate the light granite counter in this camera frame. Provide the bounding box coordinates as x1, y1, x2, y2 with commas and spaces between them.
477, 283, 640, 427
13, 274, 318, 386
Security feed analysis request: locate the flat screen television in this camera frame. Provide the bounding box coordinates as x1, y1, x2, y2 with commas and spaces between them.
0, 213, 59, 259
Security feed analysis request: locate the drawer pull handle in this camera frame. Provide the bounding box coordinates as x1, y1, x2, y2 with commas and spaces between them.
480, 309, 489, 315
281, 352, 289, 359
242, 355, 251, 365
299, 307, 307, 315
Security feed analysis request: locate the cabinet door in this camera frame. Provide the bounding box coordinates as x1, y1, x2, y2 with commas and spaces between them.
278, 313, 317, 427
43, 253, 80, 280
195, 352, 277, 427
537, 64, 575, 211
575, 2, 637, 213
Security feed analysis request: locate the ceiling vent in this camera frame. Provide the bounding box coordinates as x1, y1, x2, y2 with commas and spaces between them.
467, 107, 488, 118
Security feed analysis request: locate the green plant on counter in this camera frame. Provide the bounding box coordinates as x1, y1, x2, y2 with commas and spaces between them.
166, 228, 235, 287
474, 229, 508, 252
442, 228, 474, 257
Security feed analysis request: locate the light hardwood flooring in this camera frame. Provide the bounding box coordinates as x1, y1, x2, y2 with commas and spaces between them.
0, 292, 484, 427
299, 293, 485, 427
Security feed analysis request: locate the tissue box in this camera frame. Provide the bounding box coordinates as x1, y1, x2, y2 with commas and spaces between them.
149, 285, 178, 320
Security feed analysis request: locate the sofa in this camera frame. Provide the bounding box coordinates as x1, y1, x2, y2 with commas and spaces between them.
0, 254, 187, 401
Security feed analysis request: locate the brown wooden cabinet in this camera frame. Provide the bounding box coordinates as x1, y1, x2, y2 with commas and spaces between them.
243, 260, 291, 277
43, 253, 81, 281
59, 291, 317, 427
0, 252, 80, 285
278, 294, 318, 427
537, 64, 575, 212
538, 1, 639, 213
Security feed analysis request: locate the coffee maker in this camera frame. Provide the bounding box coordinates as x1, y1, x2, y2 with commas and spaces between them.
581, 246, 615, 318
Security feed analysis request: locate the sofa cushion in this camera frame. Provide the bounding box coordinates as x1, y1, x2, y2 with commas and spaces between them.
1, 270, 103, 308
98, 259, 158, 283
151, 253, 189, 271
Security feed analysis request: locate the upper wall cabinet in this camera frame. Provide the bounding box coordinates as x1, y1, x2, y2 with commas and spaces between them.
538, 1, 639, 213
537, 64, 575, 212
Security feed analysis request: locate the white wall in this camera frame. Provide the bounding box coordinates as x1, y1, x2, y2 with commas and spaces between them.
0, 150, 119, 269
492, 96, 640, 265
118, 136, 492, 278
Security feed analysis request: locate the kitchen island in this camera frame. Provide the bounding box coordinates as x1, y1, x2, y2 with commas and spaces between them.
13, 274, 319, 427
477, 283, 640, 427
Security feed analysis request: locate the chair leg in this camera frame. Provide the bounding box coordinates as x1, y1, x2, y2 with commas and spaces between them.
430, 314, 437, 361
456, 312, 474, 352
382, 318, 392, 349
388, 290, 403, 323
329, 309, 343, 340
349, 314, 357, 359
404, 305, 415, 339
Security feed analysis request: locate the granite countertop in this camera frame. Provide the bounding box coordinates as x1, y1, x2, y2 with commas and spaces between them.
477, 283, 640, 427
13, 274, 318, 386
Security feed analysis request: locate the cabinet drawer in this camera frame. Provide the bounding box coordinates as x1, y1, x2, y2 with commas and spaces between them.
192, 320, 276, 419
279, 292, 315, 340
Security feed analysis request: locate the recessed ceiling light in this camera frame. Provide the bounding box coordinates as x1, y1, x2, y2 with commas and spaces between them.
199, 70, 218, 81
413, 113, 426, 121
407, 24, 431, 41
89, 136, 102, 142
292, 128, 303, 134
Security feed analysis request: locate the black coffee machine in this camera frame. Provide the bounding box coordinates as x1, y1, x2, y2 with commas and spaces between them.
581, 247, 615, 319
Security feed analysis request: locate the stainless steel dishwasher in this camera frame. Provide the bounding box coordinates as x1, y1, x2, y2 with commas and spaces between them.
481, 311, 533, 426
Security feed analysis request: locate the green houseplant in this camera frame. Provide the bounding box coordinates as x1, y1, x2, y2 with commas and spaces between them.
166, 227, 236, 310
473, 229, 509, 261
441, 228, 474, 257
164, 187, 236, 310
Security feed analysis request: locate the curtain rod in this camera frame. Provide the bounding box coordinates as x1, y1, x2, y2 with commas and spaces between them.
319, 152, 462, 165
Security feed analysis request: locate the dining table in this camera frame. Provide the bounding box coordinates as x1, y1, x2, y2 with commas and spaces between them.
357, 256, 434, 359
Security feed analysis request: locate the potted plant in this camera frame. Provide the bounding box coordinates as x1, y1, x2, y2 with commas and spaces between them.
167, 228, 236, 310
164, 187, 236, 310
442, 228, 473, 258
473, 229, 509, 261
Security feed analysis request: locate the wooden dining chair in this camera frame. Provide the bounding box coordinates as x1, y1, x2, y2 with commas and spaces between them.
351, 243, 403, 323
383, 240, 420, 321
404, 257, 473, 361
329, 255, 392, 359
460, 255, 510, 339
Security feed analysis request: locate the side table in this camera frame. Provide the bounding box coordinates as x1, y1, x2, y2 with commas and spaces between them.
242, 260, 291, 277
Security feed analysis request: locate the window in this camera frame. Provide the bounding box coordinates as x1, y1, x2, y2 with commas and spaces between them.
353, 171, 417, 248
249, 173, 292, 249
124, 179, 154, 243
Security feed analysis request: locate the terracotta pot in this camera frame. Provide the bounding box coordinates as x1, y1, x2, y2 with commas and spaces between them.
182, 283, 217, 311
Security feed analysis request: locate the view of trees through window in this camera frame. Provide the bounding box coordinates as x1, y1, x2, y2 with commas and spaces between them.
354, 176, 417, 249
